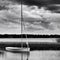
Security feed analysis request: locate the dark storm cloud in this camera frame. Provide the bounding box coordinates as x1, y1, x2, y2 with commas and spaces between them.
1, 0, 60, 6
8, 0, 51, 6
0, 6, 7, 10
22, 0, 51, 6
46, 4, 60, 13
52, 0, 60, 4
21, 0, 60, 7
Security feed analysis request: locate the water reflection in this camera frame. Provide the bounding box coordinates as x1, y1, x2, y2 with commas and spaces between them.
29, 50, 60, 60
0, 50, 60, 60
5, 51, 29, 60
0, 50, 5, 60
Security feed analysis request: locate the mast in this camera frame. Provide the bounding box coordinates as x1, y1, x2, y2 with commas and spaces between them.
21, 0, 29, 49
21, 0, 23, 48
21, 0, 29, 48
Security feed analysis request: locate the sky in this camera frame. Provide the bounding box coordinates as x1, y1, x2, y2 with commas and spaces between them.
21, 0, 60, 34
0, 0, 21, 34
0, 0, 60, 34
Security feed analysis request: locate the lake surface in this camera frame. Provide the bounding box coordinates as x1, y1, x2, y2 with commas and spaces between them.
0, 50, 60, 60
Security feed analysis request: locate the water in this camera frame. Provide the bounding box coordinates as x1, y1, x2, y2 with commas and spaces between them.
0, 50, 60, 60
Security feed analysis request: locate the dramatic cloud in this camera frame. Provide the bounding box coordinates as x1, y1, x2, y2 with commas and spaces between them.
22, 4, 60, 32
0, 4, 21, 34
23, 5, 51, 20
0, 0, 60, 34
22, 0, 60, 6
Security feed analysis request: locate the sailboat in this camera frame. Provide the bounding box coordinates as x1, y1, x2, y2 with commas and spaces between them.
5, 46, 30, 53
5, 38, 30, 53
5, 2, 30, 53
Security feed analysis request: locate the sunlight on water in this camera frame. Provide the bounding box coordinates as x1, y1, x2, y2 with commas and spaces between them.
0, 50, 60, 60
0, 51, 29, 60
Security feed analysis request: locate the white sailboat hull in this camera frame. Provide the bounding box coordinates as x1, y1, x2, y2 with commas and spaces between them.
6, 47, 30, 53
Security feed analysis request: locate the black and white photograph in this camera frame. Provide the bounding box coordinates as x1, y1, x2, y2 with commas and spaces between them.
0, 0, 60, 60
0, 38, 59, 60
